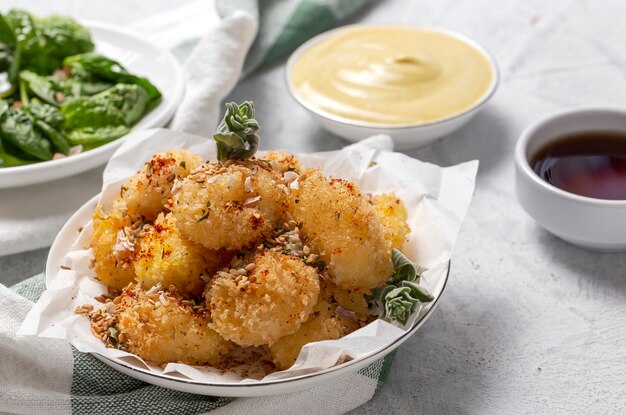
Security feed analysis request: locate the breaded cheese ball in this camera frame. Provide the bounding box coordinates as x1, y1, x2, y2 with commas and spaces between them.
120, 149, 202, 220
323, 280, 371, 319
171, 162, 286, 251
133, 213, 228, 297
207, 250, 320, 346
91, 206, 136, 291
372, 194, 411, 250
288, 170, 393, 293
116, 284, 233, 366
267, 296, 359, 370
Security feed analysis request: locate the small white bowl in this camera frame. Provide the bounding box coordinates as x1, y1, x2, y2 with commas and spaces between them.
515, 108, 626, 251
286, 25, 499, 150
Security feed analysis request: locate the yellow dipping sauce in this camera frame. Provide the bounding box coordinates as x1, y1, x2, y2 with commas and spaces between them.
290, 26, 494, 125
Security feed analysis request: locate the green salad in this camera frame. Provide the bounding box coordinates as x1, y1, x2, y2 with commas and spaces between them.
0, 9, 162, 168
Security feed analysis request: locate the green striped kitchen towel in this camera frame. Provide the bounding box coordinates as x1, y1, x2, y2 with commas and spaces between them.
133, 0, 373, 139
0, 1, 398, 413
1, 274, 394, 414
216, 0, 373, 75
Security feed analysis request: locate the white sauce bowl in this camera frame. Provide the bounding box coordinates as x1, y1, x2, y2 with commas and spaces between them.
515, 108, 626, 251
285, 25, 499, 150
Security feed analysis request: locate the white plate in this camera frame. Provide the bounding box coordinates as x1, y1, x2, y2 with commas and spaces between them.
45, 194, 450, 397
0, 21, 184, 188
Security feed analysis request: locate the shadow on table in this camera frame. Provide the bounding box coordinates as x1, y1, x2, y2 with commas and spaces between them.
409, 107, 511, 176
353, 293, 522, 415
536, 230, 626, 296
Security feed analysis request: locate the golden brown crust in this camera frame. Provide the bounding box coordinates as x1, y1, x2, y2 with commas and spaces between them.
267, 296, 360, 370
208, 250, 320, 347
262, 151, 303, 173
288, 170, 393, 293
372, 194, 411, 250
133, 213, 230, 297
89, 149, 412, 372
170, 161, 287, 251
121, 149, 202, 221
91, 205, 136, 291
116, 284, 233, 366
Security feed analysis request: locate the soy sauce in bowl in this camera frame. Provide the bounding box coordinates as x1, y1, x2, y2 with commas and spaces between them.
531, 131, 626, 200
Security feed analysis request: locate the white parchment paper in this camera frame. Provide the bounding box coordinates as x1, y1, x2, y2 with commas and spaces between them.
19, 128, 478, 383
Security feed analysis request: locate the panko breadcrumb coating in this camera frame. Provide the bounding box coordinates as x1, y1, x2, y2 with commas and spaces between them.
91, 206, 136, 291
121, 149, 202, 220
116, 284, 233, 366
133, 213, 229, 296
262, 151, 303, 173
372, 194, 410, 250
288, 170, 393, 293
87, 120, 416, 374
267, 296, 360, 370
208, 249, 320, 346
171, 161, 286, 251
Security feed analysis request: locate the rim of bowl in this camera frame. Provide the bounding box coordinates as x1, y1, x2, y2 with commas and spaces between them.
44, 193, 452, 391
285, 24, 500, 130
0, 20, 184, 178
515, 106, 626, 207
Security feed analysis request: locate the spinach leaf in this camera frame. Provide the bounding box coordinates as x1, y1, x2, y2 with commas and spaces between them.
0, 14, 19, 99
61, 97, 125, 131
93, 84, 148, 126
33, 119, 70, 154
64, 53, 161, 102
0, 135, 35, 167
20, 70, 61, 106
66, 125, 129, 146
37, 15, 94, 66
22, 102, 64, 128
4, 10, 47, 74
0, 149, 34, 167
6, 10, 94, 74
63, 78, 111, 97
23, 103, 70, 154
0, 106, 52, 160
22, 70, 114, 105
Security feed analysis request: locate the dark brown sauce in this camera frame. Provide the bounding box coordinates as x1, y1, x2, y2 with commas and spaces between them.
531, 130, 626, 200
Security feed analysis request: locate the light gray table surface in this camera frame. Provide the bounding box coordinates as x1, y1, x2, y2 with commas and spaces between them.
2, 0, 626, 413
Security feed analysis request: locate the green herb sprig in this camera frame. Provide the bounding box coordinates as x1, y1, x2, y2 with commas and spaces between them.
213, 101, 259, 161
368, 249, 434, 325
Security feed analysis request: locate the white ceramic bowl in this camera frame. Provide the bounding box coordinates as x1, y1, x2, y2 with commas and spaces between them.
285, 25, 499, 150
45, 194, 451, 396
515, 108, 626, 251
0, 21, 184, 189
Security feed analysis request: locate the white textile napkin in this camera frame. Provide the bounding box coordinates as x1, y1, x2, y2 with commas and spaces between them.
0, 281, 383, 415
0, 3, 256, 257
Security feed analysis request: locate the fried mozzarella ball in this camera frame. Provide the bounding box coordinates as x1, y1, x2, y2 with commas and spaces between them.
116, 284, 233, 366
267, 295, 360, 370
288, 170, 393, 293
133, 213, 229, 297
323, 280, 371, 319
372, 194, 411, 250
120, 149, 202, 220
91, 206, 136, 291
262, 150, 303, 173
171, 161, 286, 251
207, 250, 320, 347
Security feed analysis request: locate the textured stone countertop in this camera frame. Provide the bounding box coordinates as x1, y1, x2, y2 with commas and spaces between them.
2, 0, 626, 413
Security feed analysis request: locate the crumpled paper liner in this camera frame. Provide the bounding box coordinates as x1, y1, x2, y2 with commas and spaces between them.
20, 128, 478, 384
